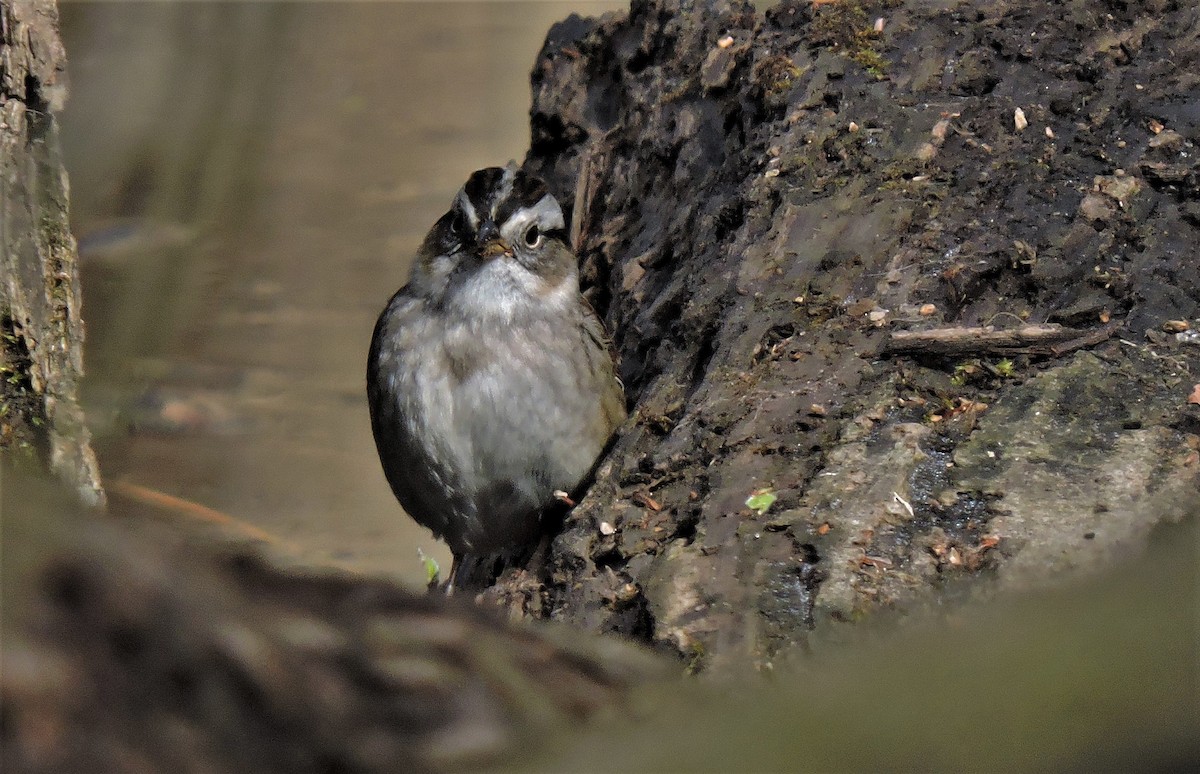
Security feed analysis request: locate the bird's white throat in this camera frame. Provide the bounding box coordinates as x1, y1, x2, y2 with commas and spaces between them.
447, 258, 577, 324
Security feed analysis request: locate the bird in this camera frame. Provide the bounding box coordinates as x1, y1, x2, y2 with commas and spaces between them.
367, 164, 626, 592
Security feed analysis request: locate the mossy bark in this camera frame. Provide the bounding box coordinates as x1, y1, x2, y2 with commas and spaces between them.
1, 0, 102, 505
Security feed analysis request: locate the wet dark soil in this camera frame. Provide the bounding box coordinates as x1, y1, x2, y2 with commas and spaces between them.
511, 0, 1200, 668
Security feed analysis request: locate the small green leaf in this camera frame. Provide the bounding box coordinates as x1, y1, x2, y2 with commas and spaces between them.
417, 548, 440, 586
745, 488, 777, 516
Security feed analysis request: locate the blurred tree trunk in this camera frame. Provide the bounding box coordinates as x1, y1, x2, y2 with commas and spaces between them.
1, 0, 103, 505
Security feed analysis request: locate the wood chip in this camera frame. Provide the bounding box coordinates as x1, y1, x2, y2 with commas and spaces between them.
632, 491, 662, 511
930, 118, 951, 142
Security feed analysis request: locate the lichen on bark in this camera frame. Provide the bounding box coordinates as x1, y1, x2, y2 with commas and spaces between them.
1, 0, 103, 505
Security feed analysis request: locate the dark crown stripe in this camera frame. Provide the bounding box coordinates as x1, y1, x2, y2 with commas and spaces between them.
461, 166, 556, 229
495, 174, 550, 225
462, 167, 508, 219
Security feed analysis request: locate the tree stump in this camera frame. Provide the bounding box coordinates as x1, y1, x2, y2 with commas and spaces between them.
518, 0, 1200, 670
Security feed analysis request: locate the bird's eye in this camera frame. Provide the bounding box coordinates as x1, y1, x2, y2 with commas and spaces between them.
523, 225, 542, 248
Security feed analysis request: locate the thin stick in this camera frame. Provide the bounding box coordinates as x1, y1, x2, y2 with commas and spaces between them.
570, 134, 613, 255
110, 478, 286, 546
885, 321, 1120, 357
1049, 320, 1123, 357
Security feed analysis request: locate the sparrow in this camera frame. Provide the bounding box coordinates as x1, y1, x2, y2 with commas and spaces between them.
367, 164, 625, 592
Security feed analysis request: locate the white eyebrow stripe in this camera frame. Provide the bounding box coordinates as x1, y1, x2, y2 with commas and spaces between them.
493, 165, 517, 217
529, 193, 566, 229
500, 193, 565, 241
455, 188, 479, 228
531, 193, 566, 228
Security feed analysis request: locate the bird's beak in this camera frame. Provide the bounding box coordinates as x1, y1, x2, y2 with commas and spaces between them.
476, 219, 511, 259
478, 239, 512, 259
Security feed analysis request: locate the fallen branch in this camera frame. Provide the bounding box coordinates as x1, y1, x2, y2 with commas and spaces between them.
110, 478, 291, 547
885, 321, 1121, 357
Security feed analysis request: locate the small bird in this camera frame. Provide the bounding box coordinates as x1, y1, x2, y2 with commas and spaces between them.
367, 164, 625, 592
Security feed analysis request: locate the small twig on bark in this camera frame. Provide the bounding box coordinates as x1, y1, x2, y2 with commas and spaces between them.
884, 321, 1121, 357
1048, 320, 1124, 357
570, 138, 609, 255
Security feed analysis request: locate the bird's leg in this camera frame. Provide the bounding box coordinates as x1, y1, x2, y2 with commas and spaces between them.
443, 553, 502, 594
443, 554, 463, 596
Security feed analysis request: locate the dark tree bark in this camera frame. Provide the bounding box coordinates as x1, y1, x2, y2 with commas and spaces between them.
1, 0, 103, 505
517, 0, 1200, 670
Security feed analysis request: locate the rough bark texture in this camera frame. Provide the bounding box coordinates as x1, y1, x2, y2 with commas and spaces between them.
0, 0, 103, 505
516, 0, 1200, 669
